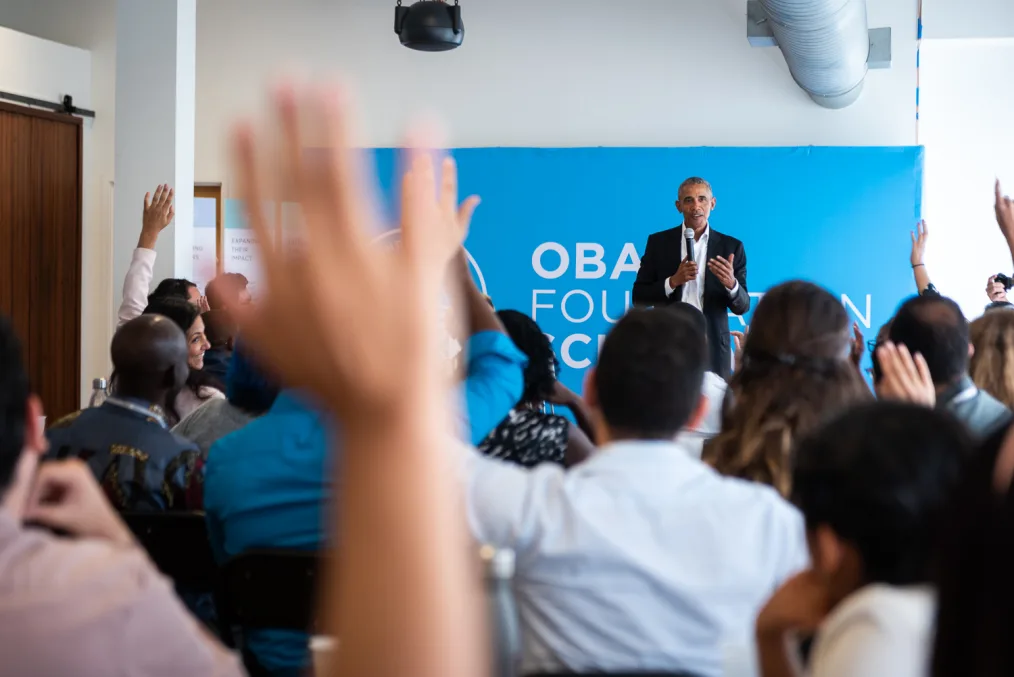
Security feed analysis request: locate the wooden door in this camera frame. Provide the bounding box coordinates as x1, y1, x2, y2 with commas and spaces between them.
0, 102, 82, 421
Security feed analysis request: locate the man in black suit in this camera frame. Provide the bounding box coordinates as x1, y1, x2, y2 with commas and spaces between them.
632, 177, 750, 378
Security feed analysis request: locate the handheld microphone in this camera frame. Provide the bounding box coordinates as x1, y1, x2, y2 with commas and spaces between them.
684, 227, 695, 264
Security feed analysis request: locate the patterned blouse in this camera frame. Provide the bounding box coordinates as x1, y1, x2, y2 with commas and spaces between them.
477, 407, 569, 468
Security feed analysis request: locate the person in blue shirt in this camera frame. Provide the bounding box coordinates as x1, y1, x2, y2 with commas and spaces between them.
204, 249, 525, 676
450, 248, 528, 444
204, 390, 330, 677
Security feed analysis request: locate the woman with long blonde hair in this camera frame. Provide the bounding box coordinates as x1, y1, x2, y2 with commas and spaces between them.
970, 310, 1014, 410
703, 281, 871, 497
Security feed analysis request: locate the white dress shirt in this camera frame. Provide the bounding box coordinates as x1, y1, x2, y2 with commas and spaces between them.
458, 437, 809, 676
809, 584, 935, 677
676, 371, 728, 459
663, 226, 740, 310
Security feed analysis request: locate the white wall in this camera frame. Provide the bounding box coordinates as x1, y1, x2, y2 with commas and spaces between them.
0, 24, 104, 408
918, 38, 1014, 317
922, 0, 1014, 39
0, 0, 117, 407
195, 0, 920, 192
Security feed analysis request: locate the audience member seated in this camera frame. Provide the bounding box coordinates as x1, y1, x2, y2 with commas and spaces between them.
143, 297, 225, 424
756, 402, 968, 677
0, 315, 242, 675
888, 293, 1012, 439
970, 310, 1014, 410
201, 309, 238, 384
477, 310, 595, 467
206, 272, 251, 311
703, 281, 871, 497
458, 307, 808, 675
205, 390, 329, 677
174, 342, 278, 455
450, 248, 529, 445
672, 302, 729, 458
47, 316, 203, 510
931, 420, 1014, 677
117, 184, 207, 327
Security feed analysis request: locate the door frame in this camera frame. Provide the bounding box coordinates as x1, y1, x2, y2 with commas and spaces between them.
0, 99, 83, 418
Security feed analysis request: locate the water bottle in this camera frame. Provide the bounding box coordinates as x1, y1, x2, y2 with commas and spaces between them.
89, 378, 107, 408
481, 545, 521, 677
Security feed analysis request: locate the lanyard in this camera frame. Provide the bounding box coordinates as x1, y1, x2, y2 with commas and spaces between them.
104, 397, 168, 430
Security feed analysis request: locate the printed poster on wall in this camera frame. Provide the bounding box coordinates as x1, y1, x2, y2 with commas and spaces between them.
223, 200, 271, 298
192, 197, 218, 293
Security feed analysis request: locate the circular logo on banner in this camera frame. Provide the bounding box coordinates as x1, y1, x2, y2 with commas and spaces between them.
373, 228, 488, 297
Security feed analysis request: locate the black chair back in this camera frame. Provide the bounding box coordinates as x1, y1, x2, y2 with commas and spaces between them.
217, 548, 321, 632
121, 511, 217, 590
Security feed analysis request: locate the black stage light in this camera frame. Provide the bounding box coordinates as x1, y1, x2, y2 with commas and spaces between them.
394, 0, 464, 52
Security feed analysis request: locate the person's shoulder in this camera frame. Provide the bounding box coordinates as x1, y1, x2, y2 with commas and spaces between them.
647, 226, 682, 242
48, 409, 87, 430
8, 528, 157, 599
816, 584, 935, 661
710, 228, 745, 249
709, 472, 802, 523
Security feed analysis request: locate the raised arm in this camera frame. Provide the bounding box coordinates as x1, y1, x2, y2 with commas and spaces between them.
910, 220, 932, 294
117, 185, 175, 327
228, 85, 487, 677
996, 180, 1014, 272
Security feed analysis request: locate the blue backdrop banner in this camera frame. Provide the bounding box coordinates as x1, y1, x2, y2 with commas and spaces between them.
227, 146, 924, 394
372, 146, 924, 392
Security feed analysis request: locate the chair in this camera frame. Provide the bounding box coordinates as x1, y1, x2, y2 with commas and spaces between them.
216, 549, 322, 677
217, 549, 322, 631
121, 511, 217, 590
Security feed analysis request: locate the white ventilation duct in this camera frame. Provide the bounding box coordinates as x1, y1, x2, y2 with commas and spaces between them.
756, 0, 871, 109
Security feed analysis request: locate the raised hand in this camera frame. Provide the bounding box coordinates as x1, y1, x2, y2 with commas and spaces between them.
875, 341, 936, 406
139, 184, 175, 249
986, 275, 1008, 302
668, 258, 699, 288
731, 326, 749, 373
910, 219, 928, 266
229, 84, 470, 421
706, 253, 736, 290
996, 180, 1014, 242
849, 321, 865, 369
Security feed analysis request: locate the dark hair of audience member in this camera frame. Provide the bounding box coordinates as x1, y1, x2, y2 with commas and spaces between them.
109, 315, 189, 410
593, 307, 706, 440
870, 318, 894, 384
205, 272, 249, 310
226, 340, 279, 415
703, 281, 871, 497
970, 311, 1014, 410
666, 302, 708, 345
147, 277, 197, 305
497, 310, 558, 405
0, 316, 29, 490
794, 402, 968, 602
889, 293, 969, 386
202, 309, 237, 350
932, 422, 1014, 677
143, 297, 224, 422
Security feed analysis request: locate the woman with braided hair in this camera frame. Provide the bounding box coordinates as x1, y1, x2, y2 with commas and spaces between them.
703, 281, 871, 497
477, 310, 596, 467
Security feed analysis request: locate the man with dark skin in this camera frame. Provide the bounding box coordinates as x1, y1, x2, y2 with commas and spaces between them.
48, 315, 203, 510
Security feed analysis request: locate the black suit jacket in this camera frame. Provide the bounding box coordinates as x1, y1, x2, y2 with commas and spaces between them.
631, 226, 750, 378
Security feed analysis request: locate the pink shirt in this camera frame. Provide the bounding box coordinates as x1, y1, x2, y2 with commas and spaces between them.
0, 510, 244, 677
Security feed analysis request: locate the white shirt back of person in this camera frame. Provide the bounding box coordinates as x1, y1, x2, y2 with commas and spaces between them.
459, 438, 809, 677
809, 584, 935, 677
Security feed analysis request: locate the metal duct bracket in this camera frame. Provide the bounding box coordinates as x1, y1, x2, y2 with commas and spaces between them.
747, 1, 892, 69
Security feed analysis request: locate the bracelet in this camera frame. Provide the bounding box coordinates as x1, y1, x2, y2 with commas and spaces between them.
912, 263, 925, 268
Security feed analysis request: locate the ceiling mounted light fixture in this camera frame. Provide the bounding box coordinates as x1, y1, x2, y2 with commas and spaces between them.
394, 0, 464, 52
